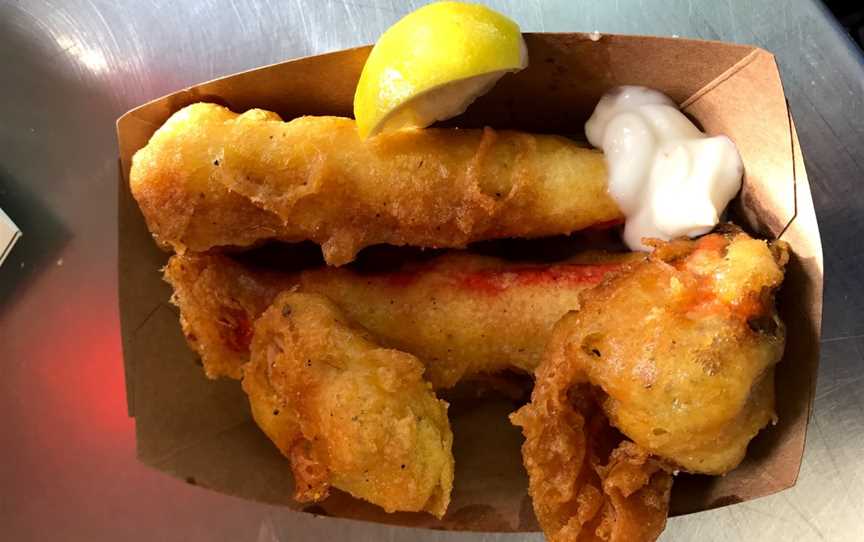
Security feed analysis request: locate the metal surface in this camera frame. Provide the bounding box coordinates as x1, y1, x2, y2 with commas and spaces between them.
0, 0, 861, 540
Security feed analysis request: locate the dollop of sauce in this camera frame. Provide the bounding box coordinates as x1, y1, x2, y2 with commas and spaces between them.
585, 86, 743, 251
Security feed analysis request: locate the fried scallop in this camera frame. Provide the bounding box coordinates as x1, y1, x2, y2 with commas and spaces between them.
243, 292, 453, 516
512, 230, 788, 541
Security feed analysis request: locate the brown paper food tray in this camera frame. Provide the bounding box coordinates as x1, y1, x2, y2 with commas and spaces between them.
116, 33, 823, 532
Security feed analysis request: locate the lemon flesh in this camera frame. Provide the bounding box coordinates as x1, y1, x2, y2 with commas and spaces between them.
354, 2, 527, 139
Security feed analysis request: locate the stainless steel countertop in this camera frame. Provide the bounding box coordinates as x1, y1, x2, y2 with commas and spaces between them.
1, 1, 862, 540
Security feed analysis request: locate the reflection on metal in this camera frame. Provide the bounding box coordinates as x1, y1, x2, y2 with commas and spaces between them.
54, 34, 110, 74
1, 1, 863, 541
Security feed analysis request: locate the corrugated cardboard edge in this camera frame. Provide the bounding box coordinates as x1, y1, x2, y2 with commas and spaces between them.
116, 33, 823, 531
668, 48, 824, 514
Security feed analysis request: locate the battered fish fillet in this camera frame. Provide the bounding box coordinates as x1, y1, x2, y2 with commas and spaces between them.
243, 292, 453, 517
511, 230, 787, 542
164, 251, 638, 385
131, 103, 621, 265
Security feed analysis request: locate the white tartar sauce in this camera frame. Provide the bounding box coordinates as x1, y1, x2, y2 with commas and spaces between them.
585, 86, 743, 251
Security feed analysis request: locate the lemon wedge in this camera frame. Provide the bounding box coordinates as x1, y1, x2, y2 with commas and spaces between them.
354, 1, 527, 139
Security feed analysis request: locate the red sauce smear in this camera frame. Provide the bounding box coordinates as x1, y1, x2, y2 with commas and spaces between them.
675, 235, 767, 320
454, 263, 624, 295
680, 279, 765, 321
380, 260, 625, 294
695, 233, 728, 252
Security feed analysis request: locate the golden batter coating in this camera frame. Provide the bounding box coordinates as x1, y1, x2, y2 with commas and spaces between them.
512, 384, 672, 542
131, 103, 621, 264
512, 230, 787, 542
243, 292, 453, 517
164, 250, 637, 385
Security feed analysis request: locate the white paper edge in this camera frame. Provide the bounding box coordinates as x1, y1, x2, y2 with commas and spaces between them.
0, 207, 21, 267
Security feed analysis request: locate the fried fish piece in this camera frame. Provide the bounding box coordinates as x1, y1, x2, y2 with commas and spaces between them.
511, 384, 671, 542
131, 103, 621, 264
163, 252, 291, 379
512, 230, 787, 541
243, 292, 453, 517
551, 231, 788, 474
164, 250, 637, 384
